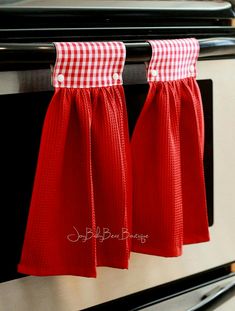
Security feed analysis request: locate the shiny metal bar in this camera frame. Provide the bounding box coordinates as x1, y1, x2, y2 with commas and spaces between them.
0, 37, 235, 65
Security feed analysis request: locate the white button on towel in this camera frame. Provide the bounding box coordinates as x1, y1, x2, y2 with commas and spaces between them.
151, 69, 158, 77
189, 65, 194, 73
57, 74, 64, 82
112, 73, 119, 80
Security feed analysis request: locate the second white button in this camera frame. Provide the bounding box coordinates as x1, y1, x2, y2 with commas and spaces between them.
57, 74, 64, 82
151, 69, 158, 77
113, 73, 119, 80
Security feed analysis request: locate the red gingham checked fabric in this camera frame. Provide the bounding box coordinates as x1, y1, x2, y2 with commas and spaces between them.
147, 38, 199, 82
52, 41, 126, 88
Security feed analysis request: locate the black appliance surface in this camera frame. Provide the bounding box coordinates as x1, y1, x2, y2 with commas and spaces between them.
0, 77, 213, 284
0, 1, 235, 42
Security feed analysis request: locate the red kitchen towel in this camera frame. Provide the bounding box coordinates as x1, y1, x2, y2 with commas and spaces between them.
131, 38, 210, 256
17, 42, 132, 277
18, 38, 210, 278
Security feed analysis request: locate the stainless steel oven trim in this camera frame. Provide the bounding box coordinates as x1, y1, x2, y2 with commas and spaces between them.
81, 261, 235, 311
0, 1, 232, 12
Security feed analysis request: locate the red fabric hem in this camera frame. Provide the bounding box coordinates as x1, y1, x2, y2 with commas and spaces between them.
184, 235, 210, 245
131, 246, 182, 257
17, 264, 97, 278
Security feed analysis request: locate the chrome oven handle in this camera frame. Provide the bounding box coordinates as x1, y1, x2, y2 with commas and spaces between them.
1, 37, 235, 67
199, 37, 235, 58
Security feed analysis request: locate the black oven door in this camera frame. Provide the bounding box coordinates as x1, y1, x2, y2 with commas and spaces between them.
0, 68, 214, 284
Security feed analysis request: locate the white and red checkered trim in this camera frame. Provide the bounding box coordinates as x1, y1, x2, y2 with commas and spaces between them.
52, 42, 126, 88
147, 38, 200, 82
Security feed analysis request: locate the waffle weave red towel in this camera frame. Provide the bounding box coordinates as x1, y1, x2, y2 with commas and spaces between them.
18, 39, 209, 278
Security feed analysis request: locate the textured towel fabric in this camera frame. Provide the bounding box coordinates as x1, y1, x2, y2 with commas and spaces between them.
131, 39, 210, 256
18, 38, 210, 278
17, 42, 132, 277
